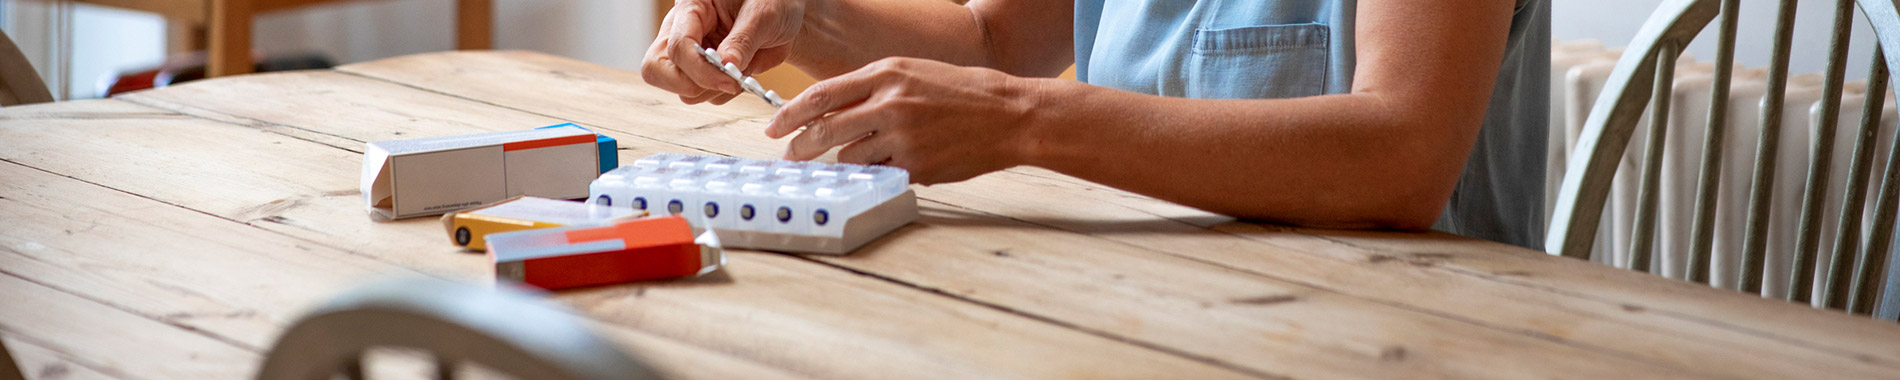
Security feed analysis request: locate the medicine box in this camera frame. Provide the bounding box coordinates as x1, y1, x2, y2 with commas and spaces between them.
589, 154, 917, 254
361, 124, 607, 220
537, 123, 619, 173
486, 216, 724, 290
441, 196, 646, 251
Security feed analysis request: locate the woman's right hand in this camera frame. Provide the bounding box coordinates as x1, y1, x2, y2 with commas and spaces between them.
641, 0, 806, 105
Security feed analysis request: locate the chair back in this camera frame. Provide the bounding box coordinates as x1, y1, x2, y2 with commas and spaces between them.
0, 339, 24, 380
255, 278, 661, 380
1548, 0, 1900, 320
0, 29, 52, 106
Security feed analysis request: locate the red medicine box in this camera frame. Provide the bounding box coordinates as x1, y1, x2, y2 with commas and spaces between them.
485, 216, 723, 290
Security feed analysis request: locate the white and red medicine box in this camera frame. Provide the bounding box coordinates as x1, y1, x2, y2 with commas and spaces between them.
485, 216, 724, 290
361, 125, 601, 220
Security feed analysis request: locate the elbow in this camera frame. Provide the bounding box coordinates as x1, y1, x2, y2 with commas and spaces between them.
1218, 189, 1446, 232
1330, 143, 1463, 231
1362, 119, 1474, 231
1372, 198, 1446, 232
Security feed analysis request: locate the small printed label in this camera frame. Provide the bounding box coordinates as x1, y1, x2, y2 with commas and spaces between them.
425, 201, 486, 212
496, 261, 526, 281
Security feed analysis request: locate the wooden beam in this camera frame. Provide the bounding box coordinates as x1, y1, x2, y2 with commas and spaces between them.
70, 0, 207, 23
454, 0, 491, 50
207, 0, 255, 77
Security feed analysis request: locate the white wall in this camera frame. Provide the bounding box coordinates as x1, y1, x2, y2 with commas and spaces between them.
71, 4, 163, 98
1555, 0, 1882, 81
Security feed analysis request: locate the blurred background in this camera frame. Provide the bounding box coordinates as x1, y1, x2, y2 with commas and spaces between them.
0, 0, 1886, 101
0, 0, 656, 100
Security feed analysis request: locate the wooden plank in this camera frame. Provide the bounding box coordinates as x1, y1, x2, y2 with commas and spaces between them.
927, 188, 1900, 376
105, 57, 1747, 379
0, 101, 1251, 379
0, 270, 257, 379
931, 167, 1900, 366
327, 51, 1900, 377
116, 71, 575, 153
0, 99, 489, 279
906, 164, 1900, 371
1, 336, 121, 380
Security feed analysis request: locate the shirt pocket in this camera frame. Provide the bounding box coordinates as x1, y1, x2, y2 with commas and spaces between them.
1184, 23, 1330, 99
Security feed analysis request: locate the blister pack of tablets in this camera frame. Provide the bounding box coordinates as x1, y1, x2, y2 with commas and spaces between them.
589, 153, 917, 254
692, 43, 785, 107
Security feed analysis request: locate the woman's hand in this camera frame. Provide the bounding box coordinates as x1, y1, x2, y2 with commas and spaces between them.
765, 57, 1042, 185
641, 0, 804, 105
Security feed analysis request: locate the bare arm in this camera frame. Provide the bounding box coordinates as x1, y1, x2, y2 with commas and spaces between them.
768, 0, 1520, 230
789, 0, 1073, 78
1016, 0, 1517, 229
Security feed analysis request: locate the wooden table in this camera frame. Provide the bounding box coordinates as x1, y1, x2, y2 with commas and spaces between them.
1, 51, 1897, 380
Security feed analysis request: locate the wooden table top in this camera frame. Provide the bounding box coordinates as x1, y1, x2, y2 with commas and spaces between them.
2, 50, 1898, 380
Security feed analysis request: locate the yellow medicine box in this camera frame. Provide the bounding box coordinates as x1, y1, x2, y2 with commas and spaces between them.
442, 196, 645, 251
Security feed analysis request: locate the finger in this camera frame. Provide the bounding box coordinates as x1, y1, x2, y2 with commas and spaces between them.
680, 89, 720, 104
672, 40, 742, 95
646, 3, 682, 58
767, 68, 885, 138
641, 11, 704, 94
784, 103, 886, 161
716, 1, 779, 71
642, 0, 727, 94
750, 47, 792, 73
835, 132, 893, 165
708, 92, 741, 106
667, 1, 743, 94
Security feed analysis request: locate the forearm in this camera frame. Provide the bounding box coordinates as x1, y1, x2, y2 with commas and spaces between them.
1015, 80, 1487, 230
789, 0, 988, 78
789, 0, 1072, 78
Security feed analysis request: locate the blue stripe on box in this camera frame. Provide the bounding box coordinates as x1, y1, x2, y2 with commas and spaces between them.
539, 123, 619, 174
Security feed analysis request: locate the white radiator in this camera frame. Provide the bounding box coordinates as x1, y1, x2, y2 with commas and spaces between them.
1549, 39, 1899, 303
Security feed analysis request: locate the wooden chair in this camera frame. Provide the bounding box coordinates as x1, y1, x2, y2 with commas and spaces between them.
1548, 0, 1900, 319
256, 278, 660, 380
0, 29, 54, 106
69, 0, 492, 77
0, 339, 24, 380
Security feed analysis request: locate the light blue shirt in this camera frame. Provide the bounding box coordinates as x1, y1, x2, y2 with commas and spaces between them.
1074, 0, 1551, 249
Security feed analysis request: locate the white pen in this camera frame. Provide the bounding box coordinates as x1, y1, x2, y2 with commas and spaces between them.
692, 43, 785, 108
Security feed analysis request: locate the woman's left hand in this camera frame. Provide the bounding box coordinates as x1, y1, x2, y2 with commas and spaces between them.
765, 57, 1041, 185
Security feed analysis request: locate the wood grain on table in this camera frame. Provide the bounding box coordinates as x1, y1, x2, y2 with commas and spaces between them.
1, 50, 1897, 379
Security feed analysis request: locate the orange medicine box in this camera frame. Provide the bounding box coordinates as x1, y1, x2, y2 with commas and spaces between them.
442, 196, 646, 251
485, 216, 724, 290
361, 125, 601, 220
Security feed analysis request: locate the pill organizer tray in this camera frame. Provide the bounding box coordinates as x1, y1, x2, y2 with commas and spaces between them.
589, 153, 918, 254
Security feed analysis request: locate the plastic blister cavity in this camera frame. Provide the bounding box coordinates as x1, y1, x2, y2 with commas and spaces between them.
691, 43, 786, 107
